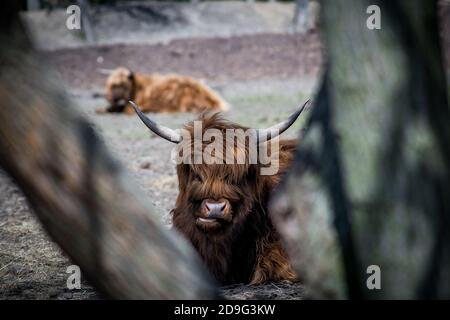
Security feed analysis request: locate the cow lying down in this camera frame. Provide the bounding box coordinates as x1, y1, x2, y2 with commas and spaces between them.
131, 100, 309, 285
97, 67, 229, 114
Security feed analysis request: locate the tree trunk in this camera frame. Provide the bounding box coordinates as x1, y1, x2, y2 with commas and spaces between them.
271, 0, 450, 299
293, 0, 308, 31
77, 0, 95, 44
0, 4, 217, 299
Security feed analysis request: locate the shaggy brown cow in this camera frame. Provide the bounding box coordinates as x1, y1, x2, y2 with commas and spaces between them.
97, 67, 229, 114
130, 100, 308, 285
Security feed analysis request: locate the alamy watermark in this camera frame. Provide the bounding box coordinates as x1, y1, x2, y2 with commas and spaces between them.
66, 265, 81, 290
366, 264, 381, 290
366, 5, 381, 30
66, 5, 81, 30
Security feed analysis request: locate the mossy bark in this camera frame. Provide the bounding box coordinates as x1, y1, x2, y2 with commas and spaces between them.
272, 0, 450, 299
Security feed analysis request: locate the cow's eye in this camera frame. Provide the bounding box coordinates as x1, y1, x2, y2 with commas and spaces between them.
194, 174, 203, 182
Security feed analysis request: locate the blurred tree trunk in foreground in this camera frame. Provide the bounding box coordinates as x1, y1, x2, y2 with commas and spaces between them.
0, 2, 216, 299
271, 0, 450, 299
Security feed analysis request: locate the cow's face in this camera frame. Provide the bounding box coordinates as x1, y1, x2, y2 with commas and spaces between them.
177, 161, 259, 232
173, 114, 263, 232
105, 67, 134, 109
129, 100, 308, 233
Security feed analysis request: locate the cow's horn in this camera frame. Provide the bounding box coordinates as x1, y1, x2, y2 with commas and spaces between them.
129, 101, 182, 143
97, 68, 115, 75
256, 100, 310, 143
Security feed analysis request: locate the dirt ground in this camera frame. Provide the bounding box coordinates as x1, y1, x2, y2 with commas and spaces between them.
1, 1, 449, 300
47, 32, 322, 91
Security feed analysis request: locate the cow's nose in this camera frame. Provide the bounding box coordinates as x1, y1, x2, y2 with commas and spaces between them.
204, 200, 226, 219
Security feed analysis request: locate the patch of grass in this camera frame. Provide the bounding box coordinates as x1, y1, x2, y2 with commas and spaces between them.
229, 92, 309, 109
228, 92, 311, 131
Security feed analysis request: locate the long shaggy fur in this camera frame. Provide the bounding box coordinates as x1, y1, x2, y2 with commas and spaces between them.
172, 113, 298, 285
101, 67, 229, 114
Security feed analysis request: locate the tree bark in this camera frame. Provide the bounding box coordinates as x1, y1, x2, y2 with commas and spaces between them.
271, 0, 450, 299
77, 0, 96, 44
0, 4, 217, 299
293, 0, 308, 30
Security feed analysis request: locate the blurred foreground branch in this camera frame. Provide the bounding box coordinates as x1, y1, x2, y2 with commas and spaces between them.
0, 2, 216, 299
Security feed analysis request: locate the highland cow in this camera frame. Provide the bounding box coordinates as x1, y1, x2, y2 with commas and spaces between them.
130, 100, 308, 285
97, 67, 229, 114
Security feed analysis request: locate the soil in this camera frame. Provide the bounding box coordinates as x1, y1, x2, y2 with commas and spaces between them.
46, 32, 322, 91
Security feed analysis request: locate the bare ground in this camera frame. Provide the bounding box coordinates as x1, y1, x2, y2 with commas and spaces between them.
46, 32, 322, 90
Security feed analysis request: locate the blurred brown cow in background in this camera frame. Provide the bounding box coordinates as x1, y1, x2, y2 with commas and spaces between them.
97, 67, 229, 114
